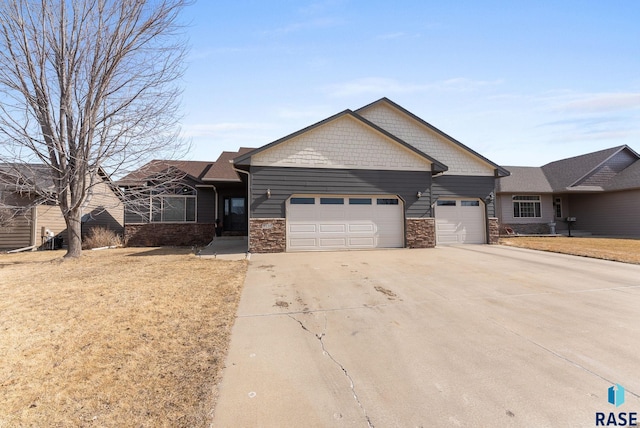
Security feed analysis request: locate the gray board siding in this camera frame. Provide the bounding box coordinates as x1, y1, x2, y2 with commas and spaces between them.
250, 166, 432, 218
432, 175, 497, 217
196, 187, 216, 223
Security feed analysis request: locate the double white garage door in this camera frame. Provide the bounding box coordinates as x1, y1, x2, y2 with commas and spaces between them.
286, 195, 403, 251
285, 195, 486, 251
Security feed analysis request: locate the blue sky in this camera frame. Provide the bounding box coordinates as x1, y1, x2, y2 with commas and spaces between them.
178, 1, 640, 166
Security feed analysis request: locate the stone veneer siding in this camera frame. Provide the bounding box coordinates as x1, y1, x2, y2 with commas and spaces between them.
405, 218, 436, 248
488, 218, 499, 244
250, 218, 286, 253
125, 223, 216, 247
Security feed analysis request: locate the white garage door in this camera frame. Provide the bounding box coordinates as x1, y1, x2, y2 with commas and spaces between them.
435, 199, 485, 244
286, 195, 404, 251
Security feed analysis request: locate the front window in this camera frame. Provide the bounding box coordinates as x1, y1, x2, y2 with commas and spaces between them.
513, 195, 541, 218
152, 195, 196, 222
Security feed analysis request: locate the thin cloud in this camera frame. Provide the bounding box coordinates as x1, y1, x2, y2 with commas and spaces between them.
181, 122, 272, 138
326, 77, 502, 97
544, 92, 640, 113
264, 17, 344, 35
276, 105, 333, 120
375, 32, 420, 40
560, 92, 640, 113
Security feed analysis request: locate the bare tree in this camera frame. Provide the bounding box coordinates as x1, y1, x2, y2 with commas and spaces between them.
0, 0, 189, 257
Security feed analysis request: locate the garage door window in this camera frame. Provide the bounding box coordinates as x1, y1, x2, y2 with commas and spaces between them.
291, 197, 315, 204
461, 200, 480, 206
349, 198, 372, 205
320, 197, 344, 205
437, 200, 456, 206
377, 198, 399, 205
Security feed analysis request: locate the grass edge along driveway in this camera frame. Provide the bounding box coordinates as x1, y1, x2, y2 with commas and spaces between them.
0, 247, 247, 428
500, 236, 640, 264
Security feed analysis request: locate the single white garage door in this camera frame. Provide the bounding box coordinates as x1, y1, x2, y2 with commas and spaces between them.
435, 198, 485, 244
286, 195, 404, 251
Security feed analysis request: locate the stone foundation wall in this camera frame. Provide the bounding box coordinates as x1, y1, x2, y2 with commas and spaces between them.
250, 218, 286, 253
405, 218, 436, 248
501, 223, 553, 235
124, 223, 216, 247
488, 218, 499, 244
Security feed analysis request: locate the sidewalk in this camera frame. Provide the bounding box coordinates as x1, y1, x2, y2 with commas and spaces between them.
196, 236, 249, 261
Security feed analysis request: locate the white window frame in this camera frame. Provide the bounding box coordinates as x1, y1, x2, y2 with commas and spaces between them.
513, 195, 541, 218
554, 197, 562, 219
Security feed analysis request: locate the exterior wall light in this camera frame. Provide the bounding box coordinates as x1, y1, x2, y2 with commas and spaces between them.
267, 188, 271, 198
416, 191, 422, 198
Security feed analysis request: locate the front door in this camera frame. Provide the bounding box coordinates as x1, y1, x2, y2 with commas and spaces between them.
223, 197, 247, 232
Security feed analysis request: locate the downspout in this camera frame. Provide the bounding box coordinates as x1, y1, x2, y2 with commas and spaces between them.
30, 206, 38, 248
232, 163, 251, 251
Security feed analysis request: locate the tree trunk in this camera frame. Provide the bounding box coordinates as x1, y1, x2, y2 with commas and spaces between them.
64, 208, 83, 258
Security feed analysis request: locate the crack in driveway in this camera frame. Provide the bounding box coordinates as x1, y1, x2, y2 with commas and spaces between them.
287, 313, 374, 428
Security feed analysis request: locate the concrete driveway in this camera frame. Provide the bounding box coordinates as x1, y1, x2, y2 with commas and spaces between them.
213, 245, 640, 427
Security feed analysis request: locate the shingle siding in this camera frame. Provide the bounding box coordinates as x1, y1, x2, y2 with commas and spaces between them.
250, 166, 432, 218
577, 150, 638, 187
251, 115, 432, 171
432, 175, 497, 217
358, 103, 495, 176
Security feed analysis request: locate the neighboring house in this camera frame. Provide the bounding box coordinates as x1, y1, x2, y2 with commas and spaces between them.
496, 145, 640, 236
0, 164, 124, 251
118, 148, 253, 247
233, 97, 510, 253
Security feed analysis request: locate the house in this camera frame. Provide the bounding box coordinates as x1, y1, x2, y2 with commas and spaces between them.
119, 148, 253, 247
496, 145, 640, 236
0, 163, 124, 251
233, 97, 510, 253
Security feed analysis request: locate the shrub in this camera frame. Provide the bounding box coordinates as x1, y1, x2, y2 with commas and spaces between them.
82, 226, 123, 249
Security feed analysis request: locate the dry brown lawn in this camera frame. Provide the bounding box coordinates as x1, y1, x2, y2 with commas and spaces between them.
500, 236, 640, 264
0, 247, 247, 427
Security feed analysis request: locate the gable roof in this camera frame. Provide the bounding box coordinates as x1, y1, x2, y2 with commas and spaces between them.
496, 166, 554, 193
604, 159, 640, 191
233, 108, 448, 173
356, 97, 510, 177
0, 163, 55, 194
0, 163, 119, 197
203, 147, 255, 182
118, 148, 256, 186
497, 145, 640, 193
540, 145, 631, 190
117, 160, 214, 186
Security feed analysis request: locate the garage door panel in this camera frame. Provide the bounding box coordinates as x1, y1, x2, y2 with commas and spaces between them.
289, 238, 318, 248
319, 223, 347, 233
289, 224, 317, 233
287, 195, 403, 251
348, 223, 375, 233
319, 238, 347, 247
348, 237, 375, 246
435, 199, 485, 245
